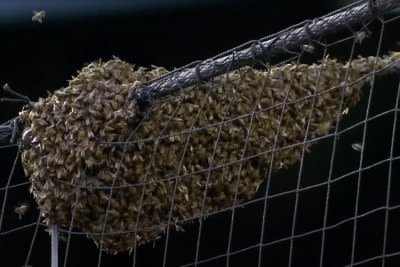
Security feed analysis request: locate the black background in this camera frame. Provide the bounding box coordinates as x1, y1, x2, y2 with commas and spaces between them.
0, 0, 400, 266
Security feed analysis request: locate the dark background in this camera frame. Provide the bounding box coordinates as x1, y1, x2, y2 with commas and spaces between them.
1, 0, 400, 266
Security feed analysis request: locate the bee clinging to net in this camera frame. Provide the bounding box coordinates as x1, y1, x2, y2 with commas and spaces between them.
301, 44, 315, 53
355, 31, 368, 44
15, 51, 400, 253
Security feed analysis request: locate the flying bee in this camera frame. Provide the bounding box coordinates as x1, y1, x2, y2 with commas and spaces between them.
302, 44, 315, 54
351, 142, 363, 152
14, 202, 30, 219
32, 10, 46, 23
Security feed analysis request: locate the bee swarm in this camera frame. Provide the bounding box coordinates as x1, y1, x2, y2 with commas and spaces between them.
19, 52, 400, 253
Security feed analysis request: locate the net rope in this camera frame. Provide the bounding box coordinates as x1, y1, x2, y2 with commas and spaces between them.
1, 0, 400, 266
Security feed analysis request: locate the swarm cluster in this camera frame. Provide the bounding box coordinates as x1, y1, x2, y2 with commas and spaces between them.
19, 52, 400, 253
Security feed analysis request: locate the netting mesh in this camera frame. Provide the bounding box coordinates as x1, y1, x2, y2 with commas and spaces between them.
1, 0, 400, 266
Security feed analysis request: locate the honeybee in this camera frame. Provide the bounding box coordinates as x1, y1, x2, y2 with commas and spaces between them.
152, 235, 161, 248
302, 44, 315, 54
355, 31, 368, 44
32, 10, 46, 23
59, 233, 68, 243
351, 143, 363, 152
14, 202, 30, 219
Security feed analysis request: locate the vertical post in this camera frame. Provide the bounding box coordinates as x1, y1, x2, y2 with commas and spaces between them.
51, 225, 58, 267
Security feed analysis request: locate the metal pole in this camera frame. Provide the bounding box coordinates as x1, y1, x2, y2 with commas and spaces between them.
51, 225, 58, 267
132, 0, 400, 102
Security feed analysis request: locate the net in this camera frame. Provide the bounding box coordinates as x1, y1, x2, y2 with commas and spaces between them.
1, 0, 400, 266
